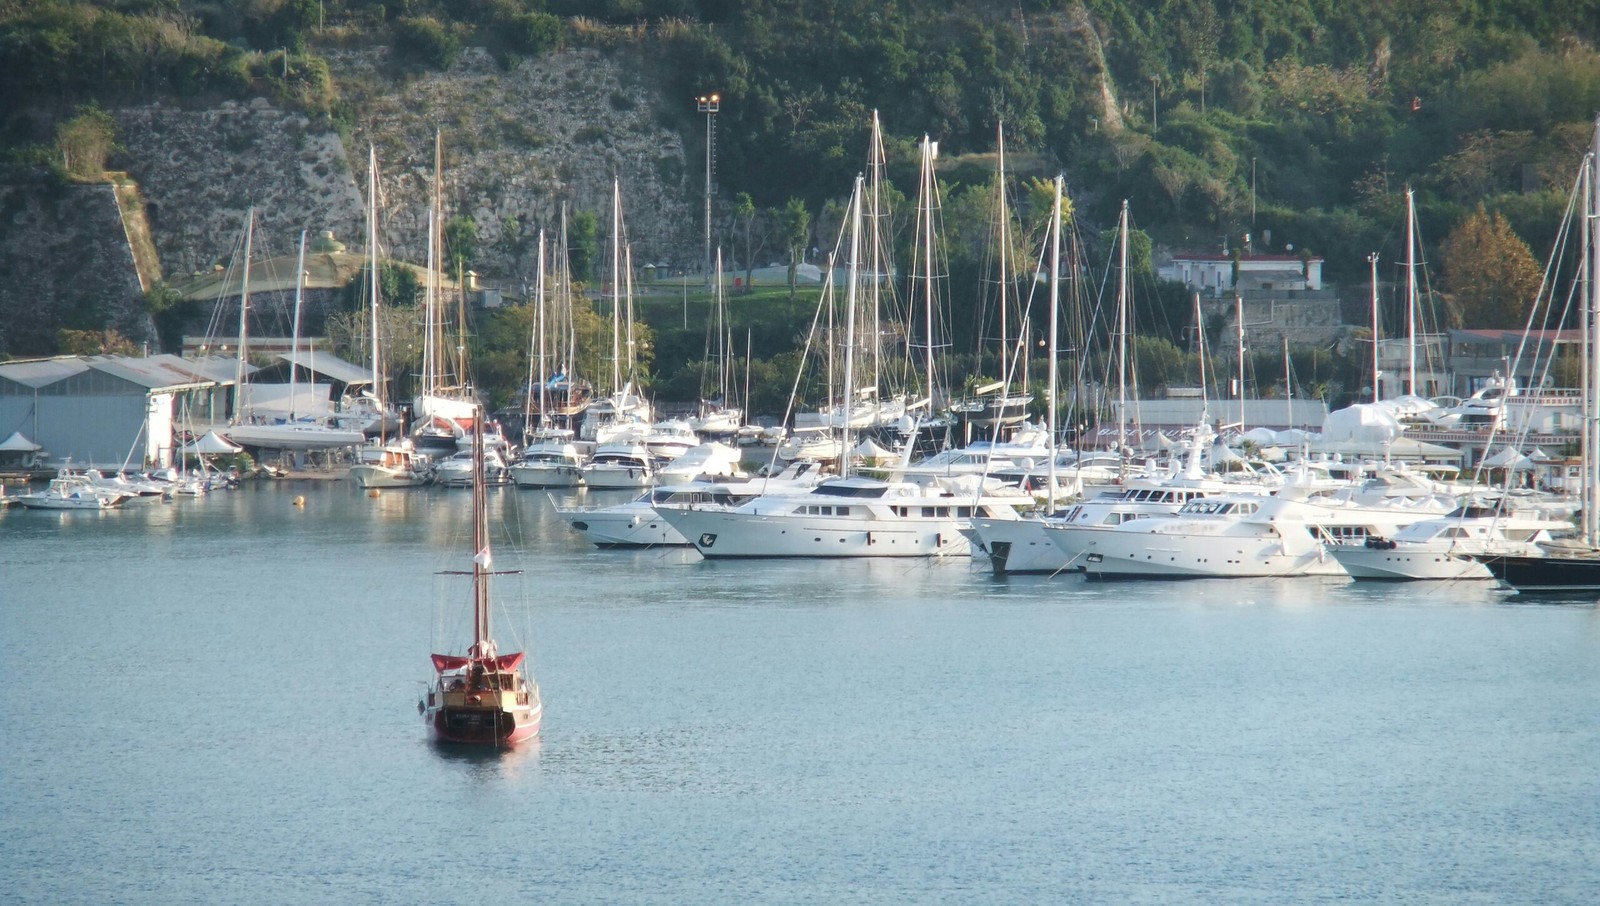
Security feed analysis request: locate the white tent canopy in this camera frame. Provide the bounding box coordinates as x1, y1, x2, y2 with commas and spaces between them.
183, 430, 243, 455
1321, 404, 1402, 444
0, 430, 41, 452
1481, 447, 1534, 470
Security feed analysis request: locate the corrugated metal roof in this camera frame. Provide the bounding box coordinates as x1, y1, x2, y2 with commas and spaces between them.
149, 354, 255, 385
0, 355, 257, 392
85, 355, 210, 390
276, 351, 371, 385
0, 357, 91, 388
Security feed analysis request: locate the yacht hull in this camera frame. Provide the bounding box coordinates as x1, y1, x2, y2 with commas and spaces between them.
1080, 534, 1345, 579
426, 705, 540, 746
970, 517, 1075, 574
1327, 546, 1494, 580
348, 464, 430, 488
510, 464, 584, 488
560, 505, 689, 547
1477, 554, 1600, 591
664, 509, 973, 559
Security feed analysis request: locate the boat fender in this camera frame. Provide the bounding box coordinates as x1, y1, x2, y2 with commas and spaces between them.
417, 700, 425, 714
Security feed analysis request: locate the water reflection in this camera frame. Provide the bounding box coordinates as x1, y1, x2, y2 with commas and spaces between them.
429, 737, 542, 776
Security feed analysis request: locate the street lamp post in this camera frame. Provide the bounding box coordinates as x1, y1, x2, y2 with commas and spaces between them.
697, 93, 720, 291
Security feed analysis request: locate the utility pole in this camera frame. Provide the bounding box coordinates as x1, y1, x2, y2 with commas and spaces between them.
697, 93, 720, 291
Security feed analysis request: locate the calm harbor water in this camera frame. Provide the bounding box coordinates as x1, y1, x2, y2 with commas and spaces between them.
3, 481, 1598, 903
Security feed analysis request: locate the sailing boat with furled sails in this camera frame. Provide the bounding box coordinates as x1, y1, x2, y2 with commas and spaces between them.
412, 130, 481, 455
1477, 115, 1600, 591
420, 407, 542, 745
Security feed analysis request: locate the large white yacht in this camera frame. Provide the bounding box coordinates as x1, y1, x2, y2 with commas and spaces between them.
657, 475, 1030, 559
555, 461, 828, 547
974, 485, 1219, 575
1325, 498, 1575, 580
1072, 486, 1456, 580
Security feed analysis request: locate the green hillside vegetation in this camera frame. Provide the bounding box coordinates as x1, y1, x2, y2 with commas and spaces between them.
4, 0, 1599, 412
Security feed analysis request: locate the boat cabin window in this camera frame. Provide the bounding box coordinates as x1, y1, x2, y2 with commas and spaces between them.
814, 484, 890, 499
1178, 500, 1241, 516
798, 504, 852, 516
1316, 525, 1373, 542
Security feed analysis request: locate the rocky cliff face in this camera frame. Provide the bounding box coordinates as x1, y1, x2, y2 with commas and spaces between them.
115, 99, 367, 280
0, 182, 150, 357
114, 45, 694, 283
331, 45, 694, 278
3, 45, 697, 357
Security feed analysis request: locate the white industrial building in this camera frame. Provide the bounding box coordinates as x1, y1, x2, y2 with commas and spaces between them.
0, 354, 244, 470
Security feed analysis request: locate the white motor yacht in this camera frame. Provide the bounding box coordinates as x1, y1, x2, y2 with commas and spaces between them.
582, 442, 655, 490
1073, 489, 1455, 580
1326, 498, 1575, 580
657, 442, 746, 485
657, 474, 1030, 559
349, 439, 432, 488
434, 448, 510, 487
509, 430, 585, 489
558, 460, 827, 547
15, 472, 130, 510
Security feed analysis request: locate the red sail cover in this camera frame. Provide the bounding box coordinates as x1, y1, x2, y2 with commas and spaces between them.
431, 654, 470, 672
430, 652, 523, 672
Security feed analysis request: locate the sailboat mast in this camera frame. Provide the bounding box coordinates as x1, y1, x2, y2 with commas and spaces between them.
1236, 293, 1246, 434
625, 244, 637, 387
560, 203, 575, 420
611, 180, 622, 394
423, 208, 436, 400
432, 130, 446, 397
1368, 252, 1380, 401
715, 247, 728, 402
234, 207, 255, 420
1405, 186, 1418, 396
1195, 292, 1209, 417
368, 145, 381, 402
842, 176, 864, 481
1585, 117, 1599, 545
869, 111, 885, 402
289, 229, 307, 420
527, 230, 547, 436
1046, 176, 1062, 513
1282, 334, 1292, 427
1116, 200, 1129, 454
920, 135, 937, 413
997, 122, 1010, 387
471, 407, 489, 649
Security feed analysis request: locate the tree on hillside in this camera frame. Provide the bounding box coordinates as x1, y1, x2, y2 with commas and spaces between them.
1439, 206, 1542, 329
734, 192, 765, 291
780, 197, 810, 299
567, 210, 600, 284
56, 103, 118, 180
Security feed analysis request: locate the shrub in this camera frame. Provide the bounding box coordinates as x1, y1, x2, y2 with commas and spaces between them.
510, 12, 564, 55
393, 16, 460, 70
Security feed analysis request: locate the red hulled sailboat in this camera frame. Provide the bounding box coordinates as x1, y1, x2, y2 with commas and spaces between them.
420, 410, 542, 745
